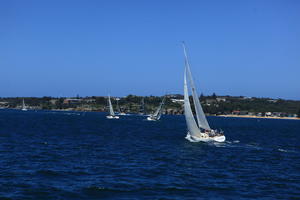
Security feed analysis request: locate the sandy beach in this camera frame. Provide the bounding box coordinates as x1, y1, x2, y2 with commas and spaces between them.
218, 115, 300, 120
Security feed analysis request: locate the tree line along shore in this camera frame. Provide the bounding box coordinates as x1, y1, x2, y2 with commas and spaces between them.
1, 94, 300, 119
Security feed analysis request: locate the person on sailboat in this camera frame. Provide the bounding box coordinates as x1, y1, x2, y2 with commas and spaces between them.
206, 129, 214, 137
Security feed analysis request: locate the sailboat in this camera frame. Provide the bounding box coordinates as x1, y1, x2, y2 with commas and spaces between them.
182, 43, 225, 142
147, 96, 165, 121
116, 98, 127, 116
106, 95, 119, 119
21, 99, 27, 111
139, 98, 145, 115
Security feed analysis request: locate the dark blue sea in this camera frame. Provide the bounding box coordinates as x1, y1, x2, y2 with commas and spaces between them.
0, 109, 299, 199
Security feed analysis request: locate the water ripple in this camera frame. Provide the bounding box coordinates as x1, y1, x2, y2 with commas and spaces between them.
0, 110, 299, 199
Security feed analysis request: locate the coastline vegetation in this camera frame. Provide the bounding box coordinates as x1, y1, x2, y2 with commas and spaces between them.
0, 94, 299, 117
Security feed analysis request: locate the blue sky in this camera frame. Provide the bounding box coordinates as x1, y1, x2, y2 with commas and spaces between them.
1, 0, 299, 99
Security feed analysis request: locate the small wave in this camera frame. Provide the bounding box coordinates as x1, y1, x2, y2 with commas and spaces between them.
164, 187, 190, 192
36, 169, 90, 177
278, 148, 288, 152
225, 140, 239, 144
185, 134, 198, 143
82, 186, 189, 194
82, 186, 129, 193
64, 113, 81, 116
212, 142, 227, 147
36, 169, 62, 177
243, 143, 263, 151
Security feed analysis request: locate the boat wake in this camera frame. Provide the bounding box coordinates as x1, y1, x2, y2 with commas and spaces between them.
185, 133, 263, 149
64, 112, 81, 116
185, 133, 198, 143
277, 148, 298, 153
196, 139, 264, 150
278, 148, 288, 152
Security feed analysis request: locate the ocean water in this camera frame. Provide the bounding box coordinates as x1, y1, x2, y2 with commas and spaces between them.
0, 109, 299, 199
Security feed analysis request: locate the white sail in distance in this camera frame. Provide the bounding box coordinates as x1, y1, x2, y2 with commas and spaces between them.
21, 99, 27, 111
153, 96, 165, 119
139, 98, 145, 114
116, 98, 121, 113
182, 43, 211, 131
108, 95, 115, 116
22, 99, 25, 109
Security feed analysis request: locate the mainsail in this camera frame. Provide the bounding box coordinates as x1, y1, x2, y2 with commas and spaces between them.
182, 43, 211, 131
21, 99, 27, 111
108, 95, 115, 116
116, 98, 121, 113
22, 99, 26, 109
184, 68, 203, 137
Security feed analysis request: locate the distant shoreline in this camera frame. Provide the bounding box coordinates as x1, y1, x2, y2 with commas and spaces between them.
217, 114, 300, 120
2, 108, 300, 121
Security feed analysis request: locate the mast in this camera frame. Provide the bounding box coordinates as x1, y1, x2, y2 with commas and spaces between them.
182, 42, 211, 130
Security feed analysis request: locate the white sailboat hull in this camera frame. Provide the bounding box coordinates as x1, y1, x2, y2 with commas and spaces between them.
22, 99, 27, 111
185, 132, 226, 143
106, 115, 119, 119
147, 116, 154, 121
147, 116, 158, 121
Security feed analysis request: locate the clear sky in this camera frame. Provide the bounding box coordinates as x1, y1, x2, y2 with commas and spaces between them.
1, 0, 299, 99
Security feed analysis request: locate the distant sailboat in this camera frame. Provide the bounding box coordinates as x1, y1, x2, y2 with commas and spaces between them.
139, 98, 145, 115
182, 43, 225, 142
116, 98, 127, 116
147, 96, 165, 121
118, 112, 127, 116
21, 99, 27, 111
106, 95, 119, 119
